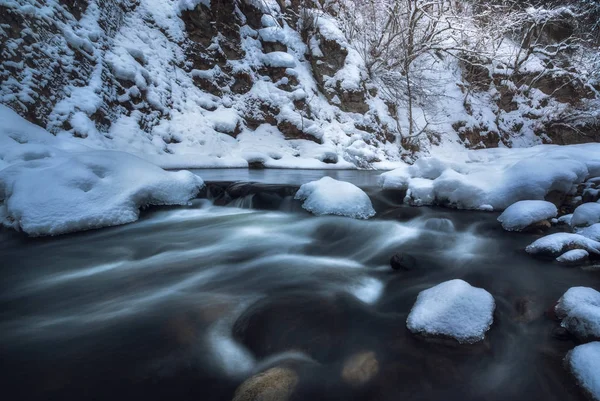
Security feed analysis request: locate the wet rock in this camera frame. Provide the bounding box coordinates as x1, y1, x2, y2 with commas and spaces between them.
513, 297, 541, 323
390, 253, 417, 271
232, 367, 298, 401
341, 351, 379, 386
552, 327, 571, 341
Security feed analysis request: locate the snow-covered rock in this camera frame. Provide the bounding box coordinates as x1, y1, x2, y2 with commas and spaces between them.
571, 202, 600, 228
0, 150, 204, 236
294, 177, 375, 219
566, 342, 600, 401
497, 200, 557, 231
556, 249, 589, 266
406, 279, 495, 344
525, 233, 600, 257
578, 223, 600, 242
262, 52, 296, 68
556, 287, 600, 341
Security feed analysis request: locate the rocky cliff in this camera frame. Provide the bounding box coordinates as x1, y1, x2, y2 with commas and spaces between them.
1, 0, 598, 168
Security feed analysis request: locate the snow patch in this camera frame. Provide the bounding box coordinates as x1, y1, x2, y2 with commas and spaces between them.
566, 342, 600, 401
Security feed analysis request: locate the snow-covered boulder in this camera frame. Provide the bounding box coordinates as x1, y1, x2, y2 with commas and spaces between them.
294, 177, 375, 219
556, 287, 600, 342
556, 249, 589, 266
571, 202, 600, 228
406, 279, 495, 344
497, 200, 557, 231
525, 233, 600, 257
578, 223, 600, 242
0, 150, 204, 236
566, 342, 600, 401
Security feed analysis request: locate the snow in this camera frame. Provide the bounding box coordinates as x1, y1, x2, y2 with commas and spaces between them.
566, 342, 600, 401
556, 249, 589, 265
406, 279, 495, 344
578, 223, 600, 242
261, 52, 296, 68
571, 203, 600, 228
294, 177, 375, 219
497, 200, 557, 231
379, 145, 600, 210
556, 287, 600, 341
526, 233, 600, 257
0, 105, 204, 236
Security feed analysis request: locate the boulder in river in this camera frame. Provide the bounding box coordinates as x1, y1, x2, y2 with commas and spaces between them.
232, 367, 298, 401
565, 342, 600, 401
341, 351, 379, 386
555, 287, 600, 342
406, 279, 495, 344
390, 253, 418, 271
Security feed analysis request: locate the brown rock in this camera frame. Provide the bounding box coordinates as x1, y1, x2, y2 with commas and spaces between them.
341, 351, 379, 386
232, 367, 298, 401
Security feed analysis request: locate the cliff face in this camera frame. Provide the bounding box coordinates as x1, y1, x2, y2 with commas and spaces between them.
1, 0, 598, 168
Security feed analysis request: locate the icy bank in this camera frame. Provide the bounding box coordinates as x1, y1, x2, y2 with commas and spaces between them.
0, 106, 203, 236
379, 145, 600, 210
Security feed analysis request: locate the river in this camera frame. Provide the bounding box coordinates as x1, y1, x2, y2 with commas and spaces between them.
0, 170, 597, 401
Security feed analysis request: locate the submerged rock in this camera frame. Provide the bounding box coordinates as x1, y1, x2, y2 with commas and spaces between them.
232, 367, 298, 401
390, 253, 418, 271
406, 279, 495, 344
341, 351, 379, 387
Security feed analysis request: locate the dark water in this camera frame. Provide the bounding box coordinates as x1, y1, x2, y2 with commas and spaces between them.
0, 172, 598, 401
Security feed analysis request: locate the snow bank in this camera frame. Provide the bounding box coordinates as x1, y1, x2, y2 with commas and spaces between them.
556, 249, 589, 265
294, 177, 375, 219
497, 200, 557, 231
566, 342, 600, 401
0, 105, 204, 236
571, 203, 600, 228
379, 145, 600, 210
0, 151, 203, 236
406, 279, 495, 344
525, 233, 600, 257
556, 287, 600, 341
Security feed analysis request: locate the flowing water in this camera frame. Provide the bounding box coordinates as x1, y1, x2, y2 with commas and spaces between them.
0, 170, 598, 401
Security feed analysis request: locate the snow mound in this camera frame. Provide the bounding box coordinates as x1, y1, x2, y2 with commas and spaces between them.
556, 287, 600, 341
0, 151, 204, 236
406, 279, 495, 344
578, 223, 600, 242
294, 177, 375, 219
571, 203, 600, 228
525, 233, 600, 257
556, 249, 589, 265
566, 342, 600, 401
497, 200, 557, 231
